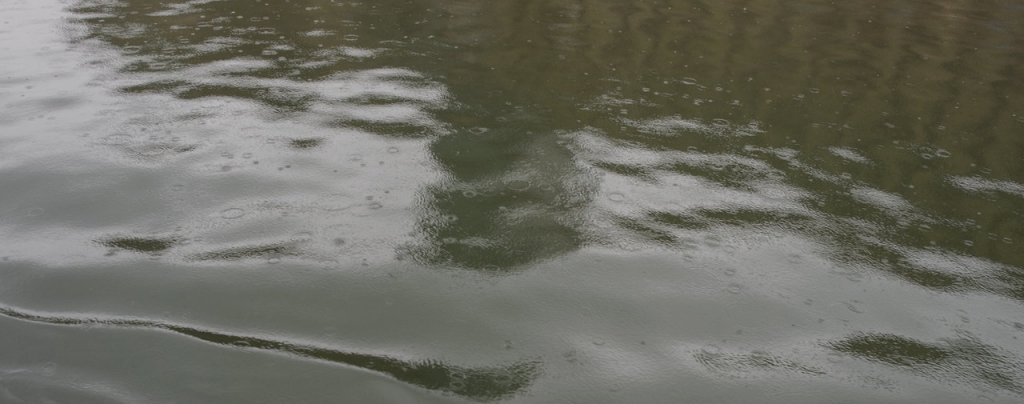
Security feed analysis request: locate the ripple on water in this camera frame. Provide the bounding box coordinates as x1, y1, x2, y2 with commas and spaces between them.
220, 208, 245, 219
102, 133, 132, 145
506, 179, 531, 191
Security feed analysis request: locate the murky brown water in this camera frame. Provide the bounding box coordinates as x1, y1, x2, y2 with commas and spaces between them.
2, 0, 1023, 402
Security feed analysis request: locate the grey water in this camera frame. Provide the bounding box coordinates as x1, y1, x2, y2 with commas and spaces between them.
1, 0, 1023, 402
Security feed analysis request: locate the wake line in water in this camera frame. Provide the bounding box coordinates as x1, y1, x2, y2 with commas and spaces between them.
0, 304, 538, 401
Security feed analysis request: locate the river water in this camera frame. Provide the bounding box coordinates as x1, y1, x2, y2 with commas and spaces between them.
1, 0, 1023, 402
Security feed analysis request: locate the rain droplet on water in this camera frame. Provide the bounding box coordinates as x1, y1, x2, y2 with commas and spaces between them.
506, 179, 531, 191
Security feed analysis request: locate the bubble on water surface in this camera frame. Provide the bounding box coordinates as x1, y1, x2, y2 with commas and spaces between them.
386, 146, 399, 153
27, 208, 44, 217
468, 127, 488, 135
935, 149, 951, 158
368, 202, 383, 209
220, 208, 245, 219
726, 284, 743, 294
681, 77, 697, 85
607, 192, 625, 202
462, 190, 478, 198
712, 118, 730, 126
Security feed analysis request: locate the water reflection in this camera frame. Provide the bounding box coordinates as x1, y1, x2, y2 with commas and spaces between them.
52, 0, 1024, 400
400, 114, 594, 271
831, 333, 1024, 394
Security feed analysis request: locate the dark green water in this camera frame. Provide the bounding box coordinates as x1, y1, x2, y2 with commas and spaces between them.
2, 0, 1023, 402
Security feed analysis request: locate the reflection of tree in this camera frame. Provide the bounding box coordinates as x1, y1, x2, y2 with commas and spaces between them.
830, 333, 1024, 394
70, 0, 598, 272
400, 112, 596, 271
70, 0, 1024, 281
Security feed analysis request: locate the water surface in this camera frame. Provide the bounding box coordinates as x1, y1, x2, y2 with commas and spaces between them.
1, 0, 1023, 402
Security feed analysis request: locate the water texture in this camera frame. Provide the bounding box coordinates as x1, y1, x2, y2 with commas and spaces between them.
1, 0, 1023, 402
